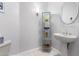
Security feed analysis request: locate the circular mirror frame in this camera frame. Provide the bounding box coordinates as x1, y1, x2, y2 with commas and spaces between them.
60, 2, 79, 25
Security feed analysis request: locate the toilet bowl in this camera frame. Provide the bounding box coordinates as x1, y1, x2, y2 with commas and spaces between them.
0, 40, 11, 56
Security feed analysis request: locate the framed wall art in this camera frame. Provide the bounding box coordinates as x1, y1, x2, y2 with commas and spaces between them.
0, 2, 4, 13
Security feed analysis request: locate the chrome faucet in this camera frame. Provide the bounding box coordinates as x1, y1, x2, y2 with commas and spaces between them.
63, 32, 72, 35
63, 32, 68, 35
65, 32, 68, 35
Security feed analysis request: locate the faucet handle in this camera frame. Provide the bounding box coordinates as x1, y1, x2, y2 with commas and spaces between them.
63, 32, 67, 35
69, 33, 72, 35
64, 32, 67, 35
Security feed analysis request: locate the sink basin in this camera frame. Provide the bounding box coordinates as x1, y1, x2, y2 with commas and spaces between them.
53, 33, 77, 43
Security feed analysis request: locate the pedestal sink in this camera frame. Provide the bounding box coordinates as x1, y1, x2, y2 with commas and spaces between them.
54, 33, 77, 43
53, 32, 77, 56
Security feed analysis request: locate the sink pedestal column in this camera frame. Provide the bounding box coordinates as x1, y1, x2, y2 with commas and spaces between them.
59, 41, 68, 56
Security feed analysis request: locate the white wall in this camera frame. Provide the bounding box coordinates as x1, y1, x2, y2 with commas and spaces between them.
48, 2, 79, 56
20, 2, 48, 52
19, 2, 79, 55
1, 2, 79, 55
48, 2, 63, 14
0, 2, 20, 55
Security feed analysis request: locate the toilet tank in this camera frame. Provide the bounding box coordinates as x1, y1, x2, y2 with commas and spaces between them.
0, 40, 11, 56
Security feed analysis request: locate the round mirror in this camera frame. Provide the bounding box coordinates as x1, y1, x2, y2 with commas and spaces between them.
61, 2, 79, 24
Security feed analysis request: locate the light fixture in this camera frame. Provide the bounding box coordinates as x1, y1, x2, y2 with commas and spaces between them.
33, 3, 40, 16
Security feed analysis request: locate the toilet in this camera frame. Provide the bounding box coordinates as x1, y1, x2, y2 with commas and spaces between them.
0, 40, 11, 56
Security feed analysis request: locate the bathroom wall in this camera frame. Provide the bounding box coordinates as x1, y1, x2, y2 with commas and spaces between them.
20, 2, 79, 55
48, 2, 79, 55
0, 2, 20, 55
48, 2, 63, 14
20, 2, 48, 52
5, 2, 79, 55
